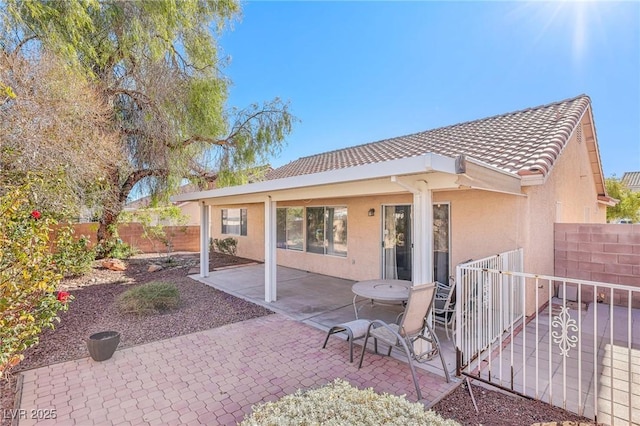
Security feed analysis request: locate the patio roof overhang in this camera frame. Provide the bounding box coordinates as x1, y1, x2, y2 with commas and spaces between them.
177, 152, 524, 303
172, 152, 523, 205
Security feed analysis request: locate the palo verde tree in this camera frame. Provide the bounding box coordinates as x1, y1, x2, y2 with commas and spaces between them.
4, 0, 294, 250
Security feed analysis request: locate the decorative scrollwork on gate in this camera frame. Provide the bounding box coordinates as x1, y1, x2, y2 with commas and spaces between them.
551, 306, 579, 357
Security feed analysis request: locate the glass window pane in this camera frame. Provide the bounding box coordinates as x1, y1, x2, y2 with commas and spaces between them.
276, 208, 287, 248
221, 208, 242, 235
433, 204, 450, 284
240, 208, 247, 236
286, 207, 304, 251
306, 207, 325, 254
327, 206, 347, 257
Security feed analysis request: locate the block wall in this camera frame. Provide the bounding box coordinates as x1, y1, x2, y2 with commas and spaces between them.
554, 223, 640, 306
68, 223, 200, 253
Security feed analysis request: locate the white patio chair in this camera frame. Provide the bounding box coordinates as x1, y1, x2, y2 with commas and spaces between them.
357, 283, 451, 401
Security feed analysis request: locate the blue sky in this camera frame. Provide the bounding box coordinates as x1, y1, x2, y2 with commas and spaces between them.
219, 1, 640, 178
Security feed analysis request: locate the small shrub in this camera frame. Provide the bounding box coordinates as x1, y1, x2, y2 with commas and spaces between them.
117, 282, 180, 315
211, 237, 237, 256
96, 238, 137, 260
240, 378, 460, 426
53, 227, 95, 277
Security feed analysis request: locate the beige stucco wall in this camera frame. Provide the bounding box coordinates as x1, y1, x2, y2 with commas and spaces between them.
205, 118, 606, 288
523, 129, 607, 278
179, 202, 201, 226
210, 203, 265, 261
432, 190, 525, 271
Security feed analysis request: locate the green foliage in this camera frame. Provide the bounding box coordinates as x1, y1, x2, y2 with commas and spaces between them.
52, 227, 95, 277
3, 0, 295, 246
96, 238, 137, 260
117, 282, 180, 315
606, 177, 640, 223
211, 237, 237, 256
121, 205, 188, 255
0, 183, 73, 377
240, 378, 460, 426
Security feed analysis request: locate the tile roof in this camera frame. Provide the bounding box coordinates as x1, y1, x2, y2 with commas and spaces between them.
266, 95, 591, 180
622, 171, 640, 191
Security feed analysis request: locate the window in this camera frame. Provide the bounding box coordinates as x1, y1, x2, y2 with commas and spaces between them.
221, 208, 247, 236
276, 207, 303, 251
306, 206, 347, 257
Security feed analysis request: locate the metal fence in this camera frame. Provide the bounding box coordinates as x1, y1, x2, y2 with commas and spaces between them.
456, 250, 639, 425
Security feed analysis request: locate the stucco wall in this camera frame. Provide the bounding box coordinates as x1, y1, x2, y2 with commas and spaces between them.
210, 203, 265, 261
432, 190, 524, 271
522, 129, 607, 278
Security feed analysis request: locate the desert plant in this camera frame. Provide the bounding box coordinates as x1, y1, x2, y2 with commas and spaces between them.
240, 378, 459, 426
121, 205, 188, 255
0, 182, 73, 377
95, 236, 137, 260
211, 237, 238, 256
52, 227, 95, 277
117, 282, 180, 315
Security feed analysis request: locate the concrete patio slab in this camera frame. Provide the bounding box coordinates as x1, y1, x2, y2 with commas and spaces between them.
192, 264, 458, 377
17, 314, 457, 426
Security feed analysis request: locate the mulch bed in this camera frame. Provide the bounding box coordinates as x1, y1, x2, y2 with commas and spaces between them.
1, 252, 595, 425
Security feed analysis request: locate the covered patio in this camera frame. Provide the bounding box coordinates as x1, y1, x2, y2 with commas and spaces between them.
190, 264, 458, 380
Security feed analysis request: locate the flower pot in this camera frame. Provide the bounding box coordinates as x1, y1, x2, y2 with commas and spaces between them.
86, 331, 120, 362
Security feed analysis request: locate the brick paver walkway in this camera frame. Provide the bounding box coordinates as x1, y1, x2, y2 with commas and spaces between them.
18, 314, 456, 426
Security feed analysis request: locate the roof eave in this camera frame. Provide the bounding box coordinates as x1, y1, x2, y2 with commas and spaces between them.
171, 153, 459, 203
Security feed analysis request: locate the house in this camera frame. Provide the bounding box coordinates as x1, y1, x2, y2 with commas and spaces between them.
173, 94, 614, 302
621, 171, 640, 192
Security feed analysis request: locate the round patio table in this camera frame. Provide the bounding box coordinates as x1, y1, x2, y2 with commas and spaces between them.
352, 279, 411, 319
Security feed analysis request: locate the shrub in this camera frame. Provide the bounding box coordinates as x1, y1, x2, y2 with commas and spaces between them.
117, 282, 180, 315
240, 378, 460, 426
0, 183, 73, 377
52, 227, 95, 277
211, 237, 237, 256
96, 238, 137, 260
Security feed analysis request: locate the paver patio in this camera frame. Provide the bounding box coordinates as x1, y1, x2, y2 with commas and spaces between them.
17, 314, 457, 426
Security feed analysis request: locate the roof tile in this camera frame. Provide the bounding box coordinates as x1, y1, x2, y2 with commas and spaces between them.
266, 95, 591, 180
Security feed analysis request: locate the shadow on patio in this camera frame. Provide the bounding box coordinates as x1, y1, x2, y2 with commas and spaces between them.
190, 264, 458, 382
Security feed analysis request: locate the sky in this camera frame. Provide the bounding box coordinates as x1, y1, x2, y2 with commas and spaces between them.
217, 1, 640, 179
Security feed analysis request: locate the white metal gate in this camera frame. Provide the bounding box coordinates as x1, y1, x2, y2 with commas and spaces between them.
456, 251, 640, 425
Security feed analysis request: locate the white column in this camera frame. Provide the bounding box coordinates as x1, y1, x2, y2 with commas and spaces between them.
264, 196, 277, 302
413, 181, 433, 285
199, 202, 210, 278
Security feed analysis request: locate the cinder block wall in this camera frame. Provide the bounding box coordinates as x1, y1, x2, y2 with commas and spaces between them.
68, 223, 200, 253
554, 223, 640, 306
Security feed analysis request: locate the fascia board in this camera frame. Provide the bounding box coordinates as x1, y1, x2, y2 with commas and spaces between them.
172, 153, 457, 202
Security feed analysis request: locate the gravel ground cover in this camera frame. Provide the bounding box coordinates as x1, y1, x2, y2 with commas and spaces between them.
1, 252, 594, 425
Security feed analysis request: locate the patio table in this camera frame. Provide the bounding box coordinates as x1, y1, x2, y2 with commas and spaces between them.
352, 279, 411, 319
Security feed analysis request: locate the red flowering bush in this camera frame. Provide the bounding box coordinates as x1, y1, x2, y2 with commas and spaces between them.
0, 183, 74, 377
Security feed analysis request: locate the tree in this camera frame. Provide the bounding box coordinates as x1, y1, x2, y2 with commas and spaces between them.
3, 0, 294, 249
605, 177, 640, 223
0, 47, 119, 219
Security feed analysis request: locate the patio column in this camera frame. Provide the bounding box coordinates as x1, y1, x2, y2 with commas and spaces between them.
199, 201, 210, 278
412, 181, 434, 285
264, 196, 277, 302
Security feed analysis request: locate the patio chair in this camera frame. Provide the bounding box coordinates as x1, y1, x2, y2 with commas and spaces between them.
433, 279, 456, 340
357, 283, 450, 401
